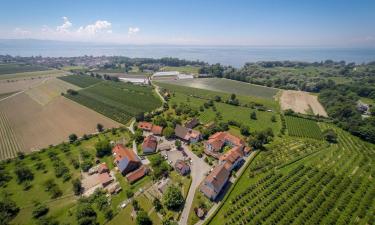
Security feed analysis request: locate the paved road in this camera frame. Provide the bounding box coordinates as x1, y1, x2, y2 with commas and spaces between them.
179, 143, 211, 225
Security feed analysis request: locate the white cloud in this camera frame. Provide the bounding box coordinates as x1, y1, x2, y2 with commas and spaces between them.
56, 16, 72, 33
13, 27, 30, 36
128, 27, 140, 36
77, 20, 112, 35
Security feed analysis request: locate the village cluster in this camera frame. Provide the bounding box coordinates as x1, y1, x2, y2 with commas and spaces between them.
80, 114, 252, 213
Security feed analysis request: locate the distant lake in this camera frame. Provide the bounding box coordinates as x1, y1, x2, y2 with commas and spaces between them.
0, 40, 374, 67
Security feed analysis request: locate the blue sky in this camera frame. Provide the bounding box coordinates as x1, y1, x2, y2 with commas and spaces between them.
1, 0, 374, 46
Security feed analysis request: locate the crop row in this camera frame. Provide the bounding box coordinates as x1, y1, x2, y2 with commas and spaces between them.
285, 116, 322, 139
0, 111, 22, 160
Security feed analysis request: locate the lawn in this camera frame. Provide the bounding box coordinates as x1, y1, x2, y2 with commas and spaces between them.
65, 81, 162, 124
207, 124, 375, 225
158, 78, 279, 100
156, 81, 278, 110
168, 91, 281, 134
58, 74, 102, 88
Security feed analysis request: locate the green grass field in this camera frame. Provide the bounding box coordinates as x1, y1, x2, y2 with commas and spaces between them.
157, 82, 280, 133
161, 65, 200, 74
156, 81, 278, 110
65, 81, 161, 124
207, 124, 375, 225
58, 74, 102, 88
285, 116, 323, 139
159, 78, 279, 100
0, 64, 49, 75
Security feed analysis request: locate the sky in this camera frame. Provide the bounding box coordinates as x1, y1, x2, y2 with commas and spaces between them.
0, 0, 375, 46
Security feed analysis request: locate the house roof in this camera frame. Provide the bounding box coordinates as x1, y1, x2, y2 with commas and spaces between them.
126, 166, 148, 183
175, 124, 201, 141
142, 135, 157, 151
175, 160, 190, 171
185, 118, 199, 129
151, 125, 163, 135
98, 163, 109, 173
204, 163, 230, 193
98, 172, 113, 185
138, 121, 153, 130
207, 132, 245, 152
112, 144, 140, 164
219, 146, 244, 164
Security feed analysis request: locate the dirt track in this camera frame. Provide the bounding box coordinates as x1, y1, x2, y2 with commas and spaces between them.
280, 90, 328, 117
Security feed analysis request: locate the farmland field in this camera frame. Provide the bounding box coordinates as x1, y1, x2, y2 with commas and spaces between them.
25, 78, 80, 105
65, 81, 162, 124
0, 69, 66, 80
285, 116, 323, 139
280, 90, 328, 117
0, 111, 23, 159
208, 124, 375, 225
0, 92, 121, 156
159, 78, 279, 100
0, 91, 18, 100
58, 74, 102, 88
0, 63, 49, 75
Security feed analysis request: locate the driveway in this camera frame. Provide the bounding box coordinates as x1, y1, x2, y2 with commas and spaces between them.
179, 143, 211, 225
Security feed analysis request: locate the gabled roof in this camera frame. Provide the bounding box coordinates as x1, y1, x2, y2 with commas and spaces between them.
112, 144, 140, 163
151, 125, 163, 135
175, 124, 201, 141
126, 166, 148, 183
175, 160, 190, 171
185, 118, 199, 129
204, 163, 230, 193
207, 132, 245, 152
138, 121, 153, 130
98, 172, 114, 185
142, 135, 157, 151
219, 146, 244, 164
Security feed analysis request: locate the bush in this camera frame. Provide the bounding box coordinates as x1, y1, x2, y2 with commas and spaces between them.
32, 202, 49, 218
72, 178, 82, 195
136, 210, 152, 225
0, 194, 19, 224
95, 139, 111, 157
14, 164, 34, 184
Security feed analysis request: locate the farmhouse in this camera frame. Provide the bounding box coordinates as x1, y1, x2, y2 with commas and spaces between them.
204, 132, 245, 159
174, 124, 201, 143
174, 160, 190, 175
112, 144, 142, 176
142, 135, 158, 154
126, 165, 148, 184
200, 163, 230, 200
138, 121, 163, 135
219, 146, 244, 171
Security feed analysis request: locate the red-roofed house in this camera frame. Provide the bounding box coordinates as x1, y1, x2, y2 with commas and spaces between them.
174, 160, 190, 175
112, 144, 142, 176
200, 163, 230, 200
142, 135, 158, 154
126, 166, 148, 183
98, 163, 109, 174
204, 132, 245, 159
174, 124, 201, 143
138, 122, 163, 136
138, 122, 153, 131
99, 172, 114, 187
219, 146, 244, 171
